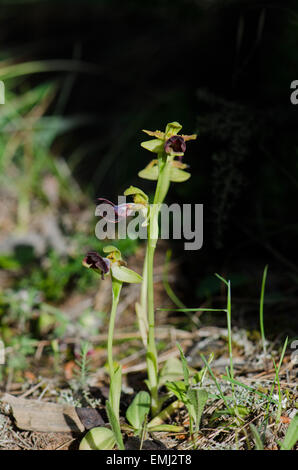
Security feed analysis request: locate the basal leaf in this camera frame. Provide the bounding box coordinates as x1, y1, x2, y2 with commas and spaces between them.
158, 357, 184, 387
147, 424, 184, 433
106, 401, 124, 450
280, 414, 298, 450
126, 391, 151, 432
165, 380, 187, 402
194, 388, 208, 430
79, 427, 116, 450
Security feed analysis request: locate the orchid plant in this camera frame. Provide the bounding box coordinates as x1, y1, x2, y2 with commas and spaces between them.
80, 122, 197, 449
80, 246, 142, 450
137, 122, 196, 415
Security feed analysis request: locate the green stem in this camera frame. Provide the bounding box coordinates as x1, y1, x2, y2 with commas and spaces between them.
108, 278, 123, 422
136, 245, 149, 347
259, 265, 268, 356
107, 278, 125, 450
108, 279, 122, 377
146, 152, 171, 415
226, 280, 234, 395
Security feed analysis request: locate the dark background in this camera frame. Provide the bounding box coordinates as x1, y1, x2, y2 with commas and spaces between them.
1, 0, 298, 333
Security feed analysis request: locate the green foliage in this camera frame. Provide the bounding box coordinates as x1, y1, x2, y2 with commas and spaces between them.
126, 391, 151, 434
79, 427, 116, 450
259, 265, 268, 355
74, 341, 92, 389
279, 414, 298, 450
0, 255, 21, 270
109, 363, 122, 423
158, 356, 184, 387
6, 335, 37, 371
139, 164, 190, 182
106, 401, 125, 450
250, 424, 264, 450
166, 344, 209, 435
251, 415, 298, 451
16, 251, 95, 301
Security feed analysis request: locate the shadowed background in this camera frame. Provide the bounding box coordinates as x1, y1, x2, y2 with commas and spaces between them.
0, 0, 298, 336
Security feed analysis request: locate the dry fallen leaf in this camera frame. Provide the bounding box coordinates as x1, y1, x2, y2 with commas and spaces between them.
0, 393, 84, 433
280, 416, 291, 424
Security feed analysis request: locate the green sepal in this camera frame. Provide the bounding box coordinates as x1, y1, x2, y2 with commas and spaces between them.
111, 264, 142, 284
170, 167, 191, 183
138, 165, 159, 181
139, 161, 191, 183
165, 121, 182, 138
103, 245, 122, 261
124, 185, 148, 201
141, 139, 164, 153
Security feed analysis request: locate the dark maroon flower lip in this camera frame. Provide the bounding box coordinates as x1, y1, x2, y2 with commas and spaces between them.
83, 251, 110, 280
164, 135, 186, 155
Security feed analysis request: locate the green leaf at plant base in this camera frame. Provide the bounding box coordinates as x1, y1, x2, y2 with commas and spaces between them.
280, 414, 298, 450
141, 139, 164, 153
126, 391, 151, 432
170, 167, 191, 183
166, 381, 187, 402
106, 401, 125, 450
177, 343, 190, 386
79, 427, 116, 450
250, 424, 264, 450
111, 264, 142, 284
211, 405, 250, 419
147, 424, 184, 433
158, 357, 184, 387
193, 353, 214, 386
187, 388, 208, 430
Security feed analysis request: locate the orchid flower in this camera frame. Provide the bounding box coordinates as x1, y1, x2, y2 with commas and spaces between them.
137, 121, 197, 416
83, 245, 142, 284
96, 186, 149, 226
141, 121, 196, 157
139, 121, 197, 183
